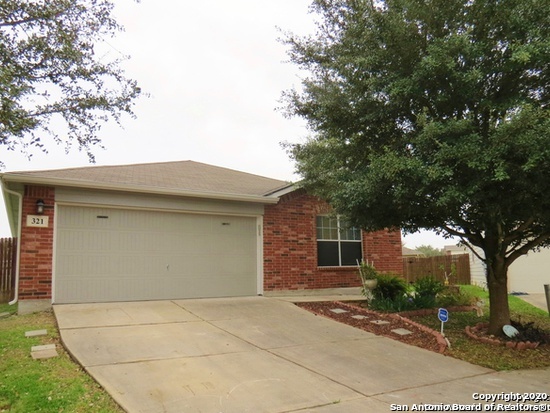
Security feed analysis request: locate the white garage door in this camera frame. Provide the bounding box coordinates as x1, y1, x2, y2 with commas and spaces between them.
54, 206, 258, 303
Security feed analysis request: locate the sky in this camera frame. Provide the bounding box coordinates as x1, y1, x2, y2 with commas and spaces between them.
0, 0, 454, 248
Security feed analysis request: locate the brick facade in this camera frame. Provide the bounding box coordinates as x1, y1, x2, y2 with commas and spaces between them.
18, 185, 55, 300
15, 185, 403, 301
263, 190, 402, 291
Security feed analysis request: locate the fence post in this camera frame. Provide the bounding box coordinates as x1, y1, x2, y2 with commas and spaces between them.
544, 284, 550, 316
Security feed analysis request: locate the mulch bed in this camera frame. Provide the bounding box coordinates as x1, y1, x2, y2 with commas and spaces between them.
296, 301, 448, 353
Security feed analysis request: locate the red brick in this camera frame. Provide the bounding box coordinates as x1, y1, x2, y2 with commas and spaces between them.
17, 185, 403, 301
263, 190, 402, 291
18, 185, 55, 300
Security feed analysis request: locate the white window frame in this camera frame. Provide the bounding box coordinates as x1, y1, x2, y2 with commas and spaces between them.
316, 215, 362, 267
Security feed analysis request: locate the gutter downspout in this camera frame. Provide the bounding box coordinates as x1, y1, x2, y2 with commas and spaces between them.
1, 183, 22, 306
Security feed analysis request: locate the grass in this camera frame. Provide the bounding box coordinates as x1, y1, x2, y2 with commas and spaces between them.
0, 287, 548, 410
409, 285, 550, 371
0, 304, 123, 413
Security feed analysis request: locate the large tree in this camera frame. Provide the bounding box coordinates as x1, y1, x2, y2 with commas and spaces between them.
282, 0, 550, 335
0, 0, 141, 162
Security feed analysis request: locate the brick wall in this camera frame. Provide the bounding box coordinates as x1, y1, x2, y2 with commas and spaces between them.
15, 185, 403, 300
363, 230, 404, 274
18, 185, 55, 300
263, 190, 403, 291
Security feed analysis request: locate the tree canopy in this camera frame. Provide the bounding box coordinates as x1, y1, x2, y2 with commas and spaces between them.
283, 0, 550, 334
415, 245, 444, 257
0, 0, 141, 163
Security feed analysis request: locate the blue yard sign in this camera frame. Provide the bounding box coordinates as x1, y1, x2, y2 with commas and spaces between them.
438, 308, 449, 323
438, 308, 449, 336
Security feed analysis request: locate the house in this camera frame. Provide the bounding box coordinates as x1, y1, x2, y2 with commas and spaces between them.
401, 246, 424, 258
444, 244, 550, 293
507, 248, 550, 294
1, 161, 403, 313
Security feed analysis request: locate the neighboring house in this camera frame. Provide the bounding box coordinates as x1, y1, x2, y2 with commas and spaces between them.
508, 248, 550, 294
444, 244, 550, 293
401, 246, 424, 258
1, 161, 402, 313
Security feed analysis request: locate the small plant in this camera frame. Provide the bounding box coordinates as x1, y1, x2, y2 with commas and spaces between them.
411, 294, 438, 309
413, 276, 445, 308
436, 287, 477, 307
413, 277, 445, 296
357, 259, 377, 280
414, 276, 445, 297
511, 320, 550, 345
369, 295, 417, 312
372, 273, 408, 301
357, 260, 378, 296
440, 262, 458, 286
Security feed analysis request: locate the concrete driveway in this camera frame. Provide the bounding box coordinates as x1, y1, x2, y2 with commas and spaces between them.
54, 297, 550, 413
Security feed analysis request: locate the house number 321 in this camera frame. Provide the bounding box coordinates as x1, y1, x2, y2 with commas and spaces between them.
27, 215, 49, 228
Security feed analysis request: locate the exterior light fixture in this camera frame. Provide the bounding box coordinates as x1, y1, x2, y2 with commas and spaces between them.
36, 199, 45, 214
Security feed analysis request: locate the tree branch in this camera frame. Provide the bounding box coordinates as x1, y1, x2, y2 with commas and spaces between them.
439, 224, 466, 239
0, 17, 42, 27
504, 217, 535, 245
506, 231, 550, 265
458, 237, 486, 262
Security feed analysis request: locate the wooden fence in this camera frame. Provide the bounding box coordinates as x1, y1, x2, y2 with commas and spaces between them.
402, 254, 471, 285
0, 238, 17, 303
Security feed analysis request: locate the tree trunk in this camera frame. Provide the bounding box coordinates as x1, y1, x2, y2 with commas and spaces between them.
485, 252, 511, 336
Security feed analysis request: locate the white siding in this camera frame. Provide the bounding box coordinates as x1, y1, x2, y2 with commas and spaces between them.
508, 247, 550, 293
446, 244, 550, 293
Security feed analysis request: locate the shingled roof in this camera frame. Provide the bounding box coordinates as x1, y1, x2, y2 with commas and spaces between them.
1, 161, 293, 202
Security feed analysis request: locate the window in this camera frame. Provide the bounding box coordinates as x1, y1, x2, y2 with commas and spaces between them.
316, 216, 362, 266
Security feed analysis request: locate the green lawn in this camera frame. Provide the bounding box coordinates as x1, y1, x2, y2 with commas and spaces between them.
411, 285, 550, 371
1, 286, 548, 411
0, 304, 123, 413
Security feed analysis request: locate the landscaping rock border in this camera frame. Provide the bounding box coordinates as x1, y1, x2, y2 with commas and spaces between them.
391, 312, 448, 353
465, 322, 540, 350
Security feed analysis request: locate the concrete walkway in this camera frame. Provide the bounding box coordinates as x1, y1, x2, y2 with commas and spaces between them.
54, 297, 550, 413
518, 293, 550, 313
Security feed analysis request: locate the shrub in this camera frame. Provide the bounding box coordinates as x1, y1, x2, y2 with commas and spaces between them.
436, 286, 477, 307
372, 273, 409, 301
369, 295, 416, 312
412, 293, 438, 309
412, 277, 445, 308
414, 276, 445, 297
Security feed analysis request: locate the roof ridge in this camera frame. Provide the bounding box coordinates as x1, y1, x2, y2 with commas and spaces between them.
2, 160, 294, 200
7, 160, 195, 175
7, 160, 288, 184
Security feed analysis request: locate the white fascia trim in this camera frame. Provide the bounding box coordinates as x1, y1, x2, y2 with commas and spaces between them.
264, 183, 298, 198
1, 174, 281, 205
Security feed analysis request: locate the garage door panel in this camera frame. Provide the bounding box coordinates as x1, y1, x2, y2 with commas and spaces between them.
56, 272, 257, 303
57, 229, 114, 252
55, 206, 258, 303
